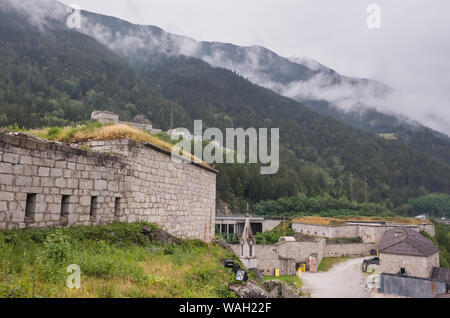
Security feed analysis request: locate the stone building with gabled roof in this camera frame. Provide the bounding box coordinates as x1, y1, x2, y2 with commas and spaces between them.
378, 226, 439, 278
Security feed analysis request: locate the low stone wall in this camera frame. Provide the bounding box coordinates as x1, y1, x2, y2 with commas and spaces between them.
292, 223, 359, 239
0, 132, 216, 241
232, 239, 326, 276
324, 243, 376, 257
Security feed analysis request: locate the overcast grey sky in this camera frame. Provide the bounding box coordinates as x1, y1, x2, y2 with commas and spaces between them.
59, 0, 450, 135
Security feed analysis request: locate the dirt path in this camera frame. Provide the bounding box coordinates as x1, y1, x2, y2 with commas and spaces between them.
301, 257, 371, 298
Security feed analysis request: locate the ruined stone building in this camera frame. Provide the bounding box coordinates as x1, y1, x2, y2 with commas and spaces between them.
0, 131, 216, 242
91, 111, 162, 134
378, 226, 439, 278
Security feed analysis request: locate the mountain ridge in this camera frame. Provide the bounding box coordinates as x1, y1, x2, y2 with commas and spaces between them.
74, 7, 450, 164
1, 0, 450, 211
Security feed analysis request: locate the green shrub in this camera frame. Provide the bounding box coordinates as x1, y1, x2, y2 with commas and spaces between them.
47, 127, 62, 138
41, 230, 73, 265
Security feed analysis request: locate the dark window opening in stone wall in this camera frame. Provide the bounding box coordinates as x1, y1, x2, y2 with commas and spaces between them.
90, 196, 99, 219
114, 197, 121, 217
250, 222, 263, 234
25, 194, 37, 220
60, 195, 70, 218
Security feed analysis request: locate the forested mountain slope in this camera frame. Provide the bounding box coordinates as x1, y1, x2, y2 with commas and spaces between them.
0, 3, 190, 129
140, 56, 450, 207
78, 7, 450, 164
0, 1, 449, 212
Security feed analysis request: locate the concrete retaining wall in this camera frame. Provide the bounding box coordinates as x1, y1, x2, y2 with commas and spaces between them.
379, 273, 446, 298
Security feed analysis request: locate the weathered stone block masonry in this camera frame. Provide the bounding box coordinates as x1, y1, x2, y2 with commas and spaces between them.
0, 131, 217, 241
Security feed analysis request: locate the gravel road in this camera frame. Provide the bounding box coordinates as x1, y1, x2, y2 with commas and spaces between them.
301, 257, 372, 298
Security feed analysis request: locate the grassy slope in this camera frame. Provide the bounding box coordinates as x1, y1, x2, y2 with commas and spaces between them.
0, 223, 240, 298
317, 257, 351, 272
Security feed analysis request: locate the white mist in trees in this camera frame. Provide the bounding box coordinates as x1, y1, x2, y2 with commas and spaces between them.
171, 120, 279, 175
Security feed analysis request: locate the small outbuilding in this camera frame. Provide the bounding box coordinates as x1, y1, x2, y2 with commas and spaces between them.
378, 226, 439, 278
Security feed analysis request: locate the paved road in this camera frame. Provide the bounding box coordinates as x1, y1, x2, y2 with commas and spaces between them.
301, 257, 372, 298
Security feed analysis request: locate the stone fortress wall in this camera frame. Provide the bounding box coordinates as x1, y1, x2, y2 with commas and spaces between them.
231, 239, 376, 275
292, 222, 435, 244
0, 131, 216, 242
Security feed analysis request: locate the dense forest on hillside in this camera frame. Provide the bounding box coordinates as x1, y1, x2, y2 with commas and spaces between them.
0, 9, 191, 130
141, 56, 450, 210
304, 100, 450, 165
1, 6, 449, 215
252, 193, 450, 218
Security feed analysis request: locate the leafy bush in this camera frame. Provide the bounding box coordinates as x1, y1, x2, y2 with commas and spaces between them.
41, 230, 73, 265
421, 220, 450, 267
255, 220, 294, 244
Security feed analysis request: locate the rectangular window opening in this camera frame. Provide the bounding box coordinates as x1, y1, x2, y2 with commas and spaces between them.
114, 197, 121, 217
60, 195, 70, 218
25, 193, 37, 220
90, 196, 98, 218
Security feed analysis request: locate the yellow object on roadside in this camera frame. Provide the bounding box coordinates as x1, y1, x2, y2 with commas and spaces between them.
301, 263, 306, 272
275, 268, 280, 277
297, 268, 302, 278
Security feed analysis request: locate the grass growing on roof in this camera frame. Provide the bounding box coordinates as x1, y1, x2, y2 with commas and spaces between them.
20, 121, 207, 166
